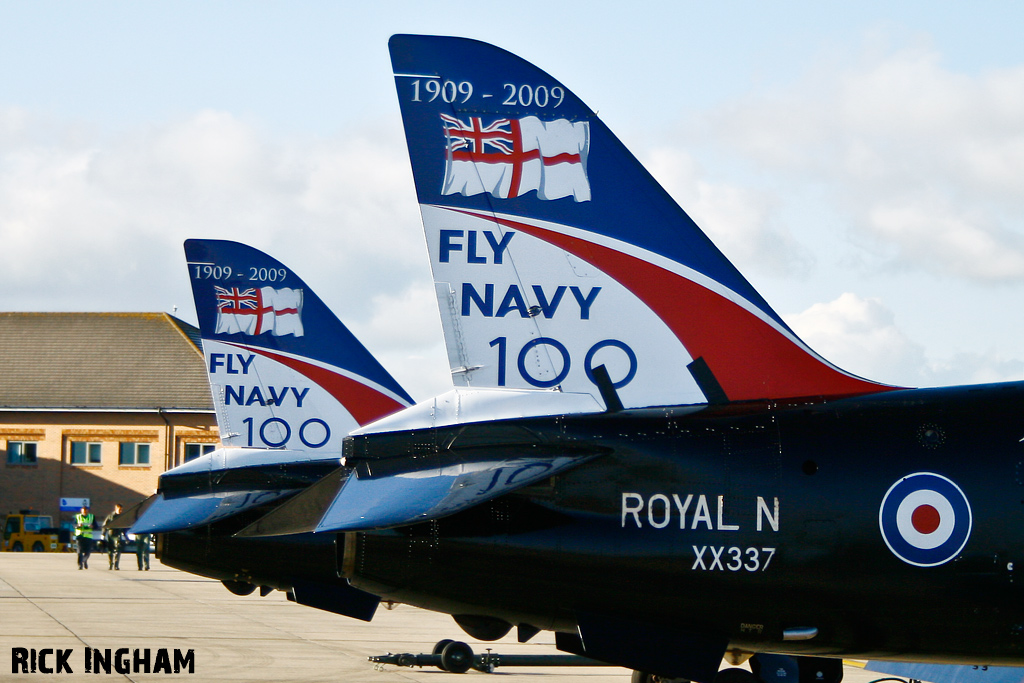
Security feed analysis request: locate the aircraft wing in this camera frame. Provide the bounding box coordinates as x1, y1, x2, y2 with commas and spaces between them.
126, 447, 340, 535
129, 490, 295, 535
237, 449, 597, 536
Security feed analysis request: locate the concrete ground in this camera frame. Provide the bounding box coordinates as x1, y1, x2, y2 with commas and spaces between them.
0, 553, 883, 683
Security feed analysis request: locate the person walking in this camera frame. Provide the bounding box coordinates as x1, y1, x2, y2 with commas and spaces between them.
74, 505, 95, 570
102, 503, 125, 570
135, 532, 151, 570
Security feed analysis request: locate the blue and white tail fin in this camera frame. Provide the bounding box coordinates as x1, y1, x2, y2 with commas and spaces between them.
390, 35, 899, 408
124, 242, 415, 535
185, 239, 414, 451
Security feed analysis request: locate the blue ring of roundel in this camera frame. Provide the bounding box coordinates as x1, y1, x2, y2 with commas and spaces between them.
879, 472, 972, 567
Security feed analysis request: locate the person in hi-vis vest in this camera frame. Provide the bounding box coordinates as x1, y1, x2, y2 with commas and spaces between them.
74, 505, 95, 570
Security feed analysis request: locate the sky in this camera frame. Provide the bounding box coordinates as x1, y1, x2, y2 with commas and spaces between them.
2, 1, 1024, 401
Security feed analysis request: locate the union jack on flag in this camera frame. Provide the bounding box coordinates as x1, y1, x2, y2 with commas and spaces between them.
216, 287, 259, 313
441, 114, 515, 155
214, 286, 304, 337
440, 114, 591, 202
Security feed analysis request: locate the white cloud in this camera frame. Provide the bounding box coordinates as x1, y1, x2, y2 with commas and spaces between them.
787, 292, 925, 386
0, 107, 448, 397
788, 292, 1023, 387
643, 147, 813, 277
5, 35, 1024, 401
0, 107, 425, 306
924, 351, 1023, 386
867, 196, 1024, 280
347, 285, 450, 401
699, 45, 1024, 281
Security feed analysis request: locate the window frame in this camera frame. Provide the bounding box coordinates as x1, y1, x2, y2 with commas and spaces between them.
6, 441, 38, 465
70, 442, 102, 466
183, 442, 216, 463
119, 442, 152, 467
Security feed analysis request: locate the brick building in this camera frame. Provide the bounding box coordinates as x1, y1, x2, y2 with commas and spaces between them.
0, 312, 220, 528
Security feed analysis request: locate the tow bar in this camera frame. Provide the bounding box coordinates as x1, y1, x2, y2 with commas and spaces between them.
370, 639, 612, 674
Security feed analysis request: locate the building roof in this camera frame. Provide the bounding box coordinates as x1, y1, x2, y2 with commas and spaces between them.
0, 312, 213, 411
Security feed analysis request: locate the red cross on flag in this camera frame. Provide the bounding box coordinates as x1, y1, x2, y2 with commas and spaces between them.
214, 286, 304, 337
441, 114, 590, 202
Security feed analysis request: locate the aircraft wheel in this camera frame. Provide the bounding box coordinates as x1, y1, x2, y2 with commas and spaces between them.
221, 580, 257, 596
631, 671, 690, 683
440, 640, 473, 674
12, 542, 23, 552
715, 668, 756, 683
32, 542, 45, 552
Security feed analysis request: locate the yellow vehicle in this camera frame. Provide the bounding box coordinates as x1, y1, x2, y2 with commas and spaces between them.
1, 511, 72, 552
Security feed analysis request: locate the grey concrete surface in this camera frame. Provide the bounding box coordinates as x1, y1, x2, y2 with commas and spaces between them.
0, 554, 882, 683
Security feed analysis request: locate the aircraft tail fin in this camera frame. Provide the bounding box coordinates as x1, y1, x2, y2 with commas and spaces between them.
185, 239, 414, 453
389, 35, 900, 408
127, 241, 417, 536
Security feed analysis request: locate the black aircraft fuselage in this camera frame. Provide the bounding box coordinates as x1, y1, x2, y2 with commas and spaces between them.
160, 381, 1024, 670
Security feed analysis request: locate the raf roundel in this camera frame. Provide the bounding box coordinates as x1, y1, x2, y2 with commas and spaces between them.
879, 472, 972, 567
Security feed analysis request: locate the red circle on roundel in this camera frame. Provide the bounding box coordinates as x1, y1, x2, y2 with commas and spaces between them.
911, 504, 941, 534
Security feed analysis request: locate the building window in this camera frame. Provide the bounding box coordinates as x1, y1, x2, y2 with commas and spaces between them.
70, 442, 102, 465
6, 442, 38, 465
184, 443, 216, 462
119, 442, 151, 466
